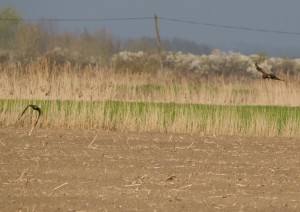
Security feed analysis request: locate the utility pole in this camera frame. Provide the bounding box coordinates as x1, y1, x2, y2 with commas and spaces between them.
154, 14, 163, 70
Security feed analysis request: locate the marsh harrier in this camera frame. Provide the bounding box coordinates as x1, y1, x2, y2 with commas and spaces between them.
255, 63, 285, 81
17, 104, 41, 135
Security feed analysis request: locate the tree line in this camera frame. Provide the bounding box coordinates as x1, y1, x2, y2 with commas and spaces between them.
0, 6, 211, 66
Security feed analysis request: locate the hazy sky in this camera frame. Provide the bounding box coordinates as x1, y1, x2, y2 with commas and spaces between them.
1, 0, 300, 56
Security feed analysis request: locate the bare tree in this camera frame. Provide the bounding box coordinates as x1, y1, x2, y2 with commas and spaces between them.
0, 6, 22, 49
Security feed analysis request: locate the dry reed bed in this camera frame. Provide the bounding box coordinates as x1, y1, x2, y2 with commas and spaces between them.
1, 60, 300, 106
1, 60, 300, 136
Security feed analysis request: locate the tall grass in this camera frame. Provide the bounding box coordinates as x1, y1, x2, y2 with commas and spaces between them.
1, 59, 300, 106
2, 99, 300, 137
1, 60, 300, 136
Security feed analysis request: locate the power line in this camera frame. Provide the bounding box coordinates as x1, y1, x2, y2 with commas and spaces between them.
0, 17, 153, 22
1, 16, 300, 36
158, 17, 300, 36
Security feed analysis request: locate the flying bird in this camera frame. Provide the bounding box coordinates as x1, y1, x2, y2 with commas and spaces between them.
17, 104, 42, 135
255, 63, 285, 81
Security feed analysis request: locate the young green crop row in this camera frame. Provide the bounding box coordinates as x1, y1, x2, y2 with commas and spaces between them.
1, 99, 299, 136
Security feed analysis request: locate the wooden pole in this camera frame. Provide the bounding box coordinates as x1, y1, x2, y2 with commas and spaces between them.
154, 14, 163, 70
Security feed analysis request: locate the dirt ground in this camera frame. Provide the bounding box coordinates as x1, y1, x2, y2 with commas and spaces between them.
0, 127, 299, 211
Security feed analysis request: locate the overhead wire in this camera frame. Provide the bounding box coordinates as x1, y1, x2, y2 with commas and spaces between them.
158, 17, 300, 36
0, 16, 299, 36
0, 17, 153, 22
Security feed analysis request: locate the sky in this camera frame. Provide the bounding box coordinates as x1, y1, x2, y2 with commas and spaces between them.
1, 0, 300, 57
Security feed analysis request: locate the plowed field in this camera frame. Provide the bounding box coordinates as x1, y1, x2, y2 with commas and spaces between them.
0, 128, 299, 211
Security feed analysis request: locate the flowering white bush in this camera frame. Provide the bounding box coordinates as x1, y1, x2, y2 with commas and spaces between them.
111, 50, 300, 76
117, 51, 145, 62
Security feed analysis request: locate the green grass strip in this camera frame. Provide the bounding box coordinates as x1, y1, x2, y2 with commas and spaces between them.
1, 99, 299, 136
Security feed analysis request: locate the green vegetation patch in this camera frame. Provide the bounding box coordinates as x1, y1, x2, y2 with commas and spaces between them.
1, 99, 299, 136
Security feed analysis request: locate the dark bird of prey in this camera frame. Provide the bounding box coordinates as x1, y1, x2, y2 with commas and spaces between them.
17, 104, 41, 135
255, 63, 285, 81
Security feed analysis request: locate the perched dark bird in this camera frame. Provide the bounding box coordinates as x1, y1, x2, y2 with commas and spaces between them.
17, 104, 42, 130
255, 63, 285, 81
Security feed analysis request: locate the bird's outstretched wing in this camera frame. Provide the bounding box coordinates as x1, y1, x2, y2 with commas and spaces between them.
255, 63, 268, 75
17, 104, 42, 127
17, 105, 31, 121
30, 105, 41, 127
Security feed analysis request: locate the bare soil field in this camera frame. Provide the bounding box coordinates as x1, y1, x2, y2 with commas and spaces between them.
0, 128, 299, 211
